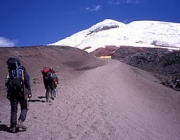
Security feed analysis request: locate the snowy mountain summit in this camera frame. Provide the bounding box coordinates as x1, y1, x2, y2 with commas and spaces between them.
49, 19, 180, 52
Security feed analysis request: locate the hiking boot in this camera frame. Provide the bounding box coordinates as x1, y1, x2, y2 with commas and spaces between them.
51, 96, 54, 100
53, 89, 57, 97
51, 89, 56, 98
10, 127, 16, 133
46, 99, 51, 103
17, 120, 27, 130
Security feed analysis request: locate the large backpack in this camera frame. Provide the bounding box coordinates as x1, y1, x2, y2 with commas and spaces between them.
41, 66, 55, 80
6, 57, 25, 91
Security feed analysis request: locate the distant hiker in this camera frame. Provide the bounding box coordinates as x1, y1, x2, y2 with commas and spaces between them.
41, 66, 59, 102
5, 57, 32, 133
52, 72, 59, 97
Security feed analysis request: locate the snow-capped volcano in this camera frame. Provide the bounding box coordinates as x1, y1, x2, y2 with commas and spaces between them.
49, 19, 180, 52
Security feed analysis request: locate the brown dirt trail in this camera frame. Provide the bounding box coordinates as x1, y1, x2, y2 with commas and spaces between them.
0, 60, 180, 140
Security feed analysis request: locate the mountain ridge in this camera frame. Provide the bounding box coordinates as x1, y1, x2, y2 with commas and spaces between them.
49, 19, 180, 52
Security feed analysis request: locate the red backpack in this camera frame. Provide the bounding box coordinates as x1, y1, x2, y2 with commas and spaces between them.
41, 66, 55, 79
41, 67, 51, 75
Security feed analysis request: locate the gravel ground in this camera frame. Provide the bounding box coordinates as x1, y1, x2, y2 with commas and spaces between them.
0, 46, 180, 140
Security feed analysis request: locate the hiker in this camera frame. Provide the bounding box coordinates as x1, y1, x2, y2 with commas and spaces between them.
41, 66, 59, 102
5, 57, 32, 133
52, 72, 59, 97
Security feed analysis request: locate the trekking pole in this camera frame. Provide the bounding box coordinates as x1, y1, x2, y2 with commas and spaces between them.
57, 85, 60, 97
22, 69, 29, 109
27, 97, 30, 110
27, 90, 32, 109
55, 85, 58, 97
22, 70, 26, 98
56, 84, 59, 97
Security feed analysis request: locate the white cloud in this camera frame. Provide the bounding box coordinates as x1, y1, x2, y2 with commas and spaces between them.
0, 37, 16, 47
108, 0, 141, 5
123, 0, 141, 4
86, 5, 101, 12
108, 1, 121, 5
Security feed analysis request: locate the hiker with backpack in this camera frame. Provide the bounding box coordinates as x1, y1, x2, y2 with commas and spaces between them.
52, 72, 59, 97
41, 66, 59, 102
5, 57, 32, 133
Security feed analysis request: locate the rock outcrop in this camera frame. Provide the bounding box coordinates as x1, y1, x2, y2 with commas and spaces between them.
112, 46, 180, 91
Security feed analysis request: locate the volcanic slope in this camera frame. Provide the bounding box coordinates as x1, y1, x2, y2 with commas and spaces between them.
0, 45, 180, 140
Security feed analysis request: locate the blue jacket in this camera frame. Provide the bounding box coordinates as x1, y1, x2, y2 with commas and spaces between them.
24, 72, 31, 91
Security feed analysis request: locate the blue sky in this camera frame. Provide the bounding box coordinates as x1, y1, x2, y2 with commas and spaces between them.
0, 0, 179, 47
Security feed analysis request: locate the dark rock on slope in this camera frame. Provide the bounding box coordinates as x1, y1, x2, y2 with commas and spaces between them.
112, 46, 180, 91
90, 46, 118, 57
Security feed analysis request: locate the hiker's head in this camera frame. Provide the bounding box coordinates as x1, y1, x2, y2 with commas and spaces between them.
7, 57, 21, 70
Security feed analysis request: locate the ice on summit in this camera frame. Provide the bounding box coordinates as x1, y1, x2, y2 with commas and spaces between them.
49, 19, 180, 52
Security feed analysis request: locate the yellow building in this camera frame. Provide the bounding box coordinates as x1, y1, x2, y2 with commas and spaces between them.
100, 56, 111, 59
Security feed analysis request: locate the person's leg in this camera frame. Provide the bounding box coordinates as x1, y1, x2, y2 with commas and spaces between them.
18, 98, 27, 122
46, 86, 50, 102
10, 98, 18, 128
10, 98, 18, 133
51, 89, 55, 100
50, 81, 55, 99
54, 87, 57, 97
17, 91, 28, 129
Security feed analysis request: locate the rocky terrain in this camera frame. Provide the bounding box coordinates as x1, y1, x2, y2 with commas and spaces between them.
111, 46, 180, 91
90, 45, 180, 91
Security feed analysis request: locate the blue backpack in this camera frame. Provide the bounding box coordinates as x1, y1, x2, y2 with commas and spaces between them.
6, 57, 25, 91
